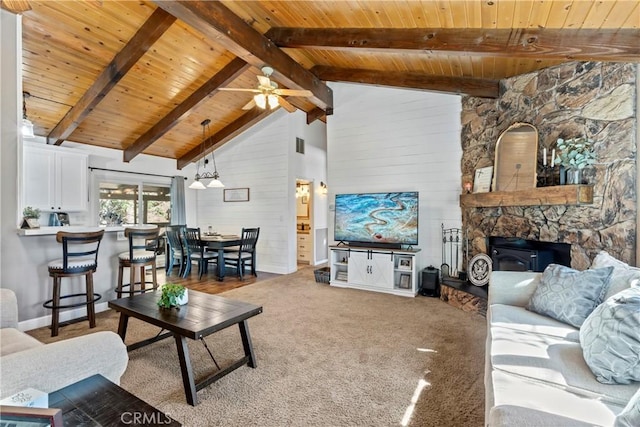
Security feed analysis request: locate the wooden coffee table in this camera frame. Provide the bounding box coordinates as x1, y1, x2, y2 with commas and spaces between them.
49, 374, 180, 426
108, 290, 263, 406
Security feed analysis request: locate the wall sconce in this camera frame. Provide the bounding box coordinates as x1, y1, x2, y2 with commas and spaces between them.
22, 92, 34, 138
320, 181, 327, 194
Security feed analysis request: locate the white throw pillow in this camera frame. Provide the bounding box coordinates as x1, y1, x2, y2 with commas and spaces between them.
591, 251, 640, 301
580, 287, 640, 384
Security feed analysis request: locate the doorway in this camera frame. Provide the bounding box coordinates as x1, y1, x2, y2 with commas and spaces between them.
296, 179, 313, 268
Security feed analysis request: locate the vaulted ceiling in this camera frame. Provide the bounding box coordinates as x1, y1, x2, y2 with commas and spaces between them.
6, 0, 639, 170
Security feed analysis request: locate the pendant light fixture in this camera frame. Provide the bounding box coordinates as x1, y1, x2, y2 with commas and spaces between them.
188, 119, 224, 190
21, 92, 34, 138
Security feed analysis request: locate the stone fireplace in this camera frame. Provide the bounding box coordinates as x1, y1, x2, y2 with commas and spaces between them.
460, 62, 638, 271
440, 62, 637, 315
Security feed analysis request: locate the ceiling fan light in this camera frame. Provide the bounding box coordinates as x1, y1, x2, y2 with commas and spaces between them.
254, 93, 267, 109
267, 94, 279, 109
189, 179, 206, 190
21, 118, 34, 138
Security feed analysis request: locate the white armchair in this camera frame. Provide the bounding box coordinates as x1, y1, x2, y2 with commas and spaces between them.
0, 288, 129, 398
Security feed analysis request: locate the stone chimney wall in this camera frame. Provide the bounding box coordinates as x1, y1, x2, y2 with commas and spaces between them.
461, 62, 638, 269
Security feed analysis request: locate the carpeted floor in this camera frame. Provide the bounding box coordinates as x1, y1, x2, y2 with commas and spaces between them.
29, 267, 486, 426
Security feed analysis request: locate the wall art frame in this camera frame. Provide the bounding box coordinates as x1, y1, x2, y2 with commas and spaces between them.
223, 188, 250, 202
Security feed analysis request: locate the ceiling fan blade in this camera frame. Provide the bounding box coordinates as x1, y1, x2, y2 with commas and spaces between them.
241, 98, 257, 110
278, 97, 297, 113
274, 89, 313, 97
257, 75, 271, 88
1, 0, 32, 13
219, 87, 261, 93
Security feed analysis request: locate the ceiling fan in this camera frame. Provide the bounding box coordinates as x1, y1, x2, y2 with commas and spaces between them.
1, 0, 32, 13
219, 66, 313, 113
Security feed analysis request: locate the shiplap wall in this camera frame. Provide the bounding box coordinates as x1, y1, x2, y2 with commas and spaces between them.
195, 109, 327, 274
327, 82, 463, 272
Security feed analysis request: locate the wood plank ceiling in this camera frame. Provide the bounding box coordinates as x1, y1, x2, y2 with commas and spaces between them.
11, 0, 640, 169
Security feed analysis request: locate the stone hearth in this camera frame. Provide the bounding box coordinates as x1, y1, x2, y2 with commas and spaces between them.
440, 278, 487, 316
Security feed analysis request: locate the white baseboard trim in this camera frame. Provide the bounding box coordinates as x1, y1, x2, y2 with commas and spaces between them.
19, 301, 111, 332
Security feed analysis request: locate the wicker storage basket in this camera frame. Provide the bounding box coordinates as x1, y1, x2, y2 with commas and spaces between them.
314, 267, 330, 284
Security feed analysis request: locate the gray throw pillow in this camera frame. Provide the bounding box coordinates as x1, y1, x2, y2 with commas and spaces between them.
580, 287, 640, 385
527, 264, 613, 328
615, 386, 640, 427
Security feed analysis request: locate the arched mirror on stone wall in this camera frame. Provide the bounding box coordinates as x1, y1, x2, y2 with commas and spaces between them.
492, 123, 538, 191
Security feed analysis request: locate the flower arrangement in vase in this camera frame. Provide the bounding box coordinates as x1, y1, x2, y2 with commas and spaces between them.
554, 137, 596, 184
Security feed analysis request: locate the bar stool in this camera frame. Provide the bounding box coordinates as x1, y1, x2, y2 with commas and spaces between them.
43, 229, 105, 337
116, 226, 160, 298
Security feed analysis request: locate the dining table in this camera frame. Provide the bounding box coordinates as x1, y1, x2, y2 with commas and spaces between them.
200, 234, 241, 281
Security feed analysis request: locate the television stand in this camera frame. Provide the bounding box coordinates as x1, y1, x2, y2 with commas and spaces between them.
329, 245, 421, 297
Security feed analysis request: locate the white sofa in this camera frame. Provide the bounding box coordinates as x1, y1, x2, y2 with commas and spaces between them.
0, 288, 129, 399
485, 270, 639, 426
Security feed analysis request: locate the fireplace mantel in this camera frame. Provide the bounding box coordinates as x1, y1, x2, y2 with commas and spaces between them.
460, 185, 593, 208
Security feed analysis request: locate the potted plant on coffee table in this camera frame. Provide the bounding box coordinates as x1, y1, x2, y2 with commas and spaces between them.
157, 283, 188, 309
554, 136, 596, 184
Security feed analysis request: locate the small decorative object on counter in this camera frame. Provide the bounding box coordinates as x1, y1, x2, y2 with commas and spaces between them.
21, 206, 41, 229
157, 283, 188, 309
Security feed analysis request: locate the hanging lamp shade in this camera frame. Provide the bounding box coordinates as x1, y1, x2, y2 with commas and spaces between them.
190, 118, 224, 189
189, 178, 206, 190
207, 177, 224, 188
206, 150, 224, 188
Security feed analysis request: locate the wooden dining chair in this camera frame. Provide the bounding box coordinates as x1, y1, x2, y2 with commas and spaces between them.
183, 227, 217, 279
165, 225, 186, 277
44, 229, 105, 337
224, 227, 260, 280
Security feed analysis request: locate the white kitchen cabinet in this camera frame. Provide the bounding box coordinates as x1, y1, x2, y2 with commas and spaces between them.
329, 246, 420, 297
23, 143, 88, 212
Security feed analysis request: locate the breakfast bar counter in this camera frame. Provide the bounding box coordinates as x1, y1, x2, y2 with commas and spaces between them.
17, 225, 124, 236
13, 227, 133, 324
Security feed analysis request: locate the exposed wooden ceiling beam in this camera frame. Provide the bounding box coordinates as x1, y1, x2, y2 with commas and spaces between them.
123, 57, 250, 163
306, 107, 326, 125
266, 27, 640, 62
312, 66, 500, 98
154, 1, 333, 113
47, 8, 176, 145
177, 108, 275, 170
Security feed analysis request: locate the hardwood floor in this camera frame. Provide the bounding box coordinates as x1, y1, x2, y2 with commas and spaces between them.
158, 264, 281, 295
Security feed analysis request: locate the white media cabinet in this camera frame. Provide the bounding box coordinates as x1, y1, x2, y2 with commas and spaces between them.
329, 245, 420, 297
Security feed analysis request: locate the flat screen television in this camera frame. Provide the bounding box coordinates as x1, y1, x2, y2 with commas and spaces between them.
334, 192, 418, 247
